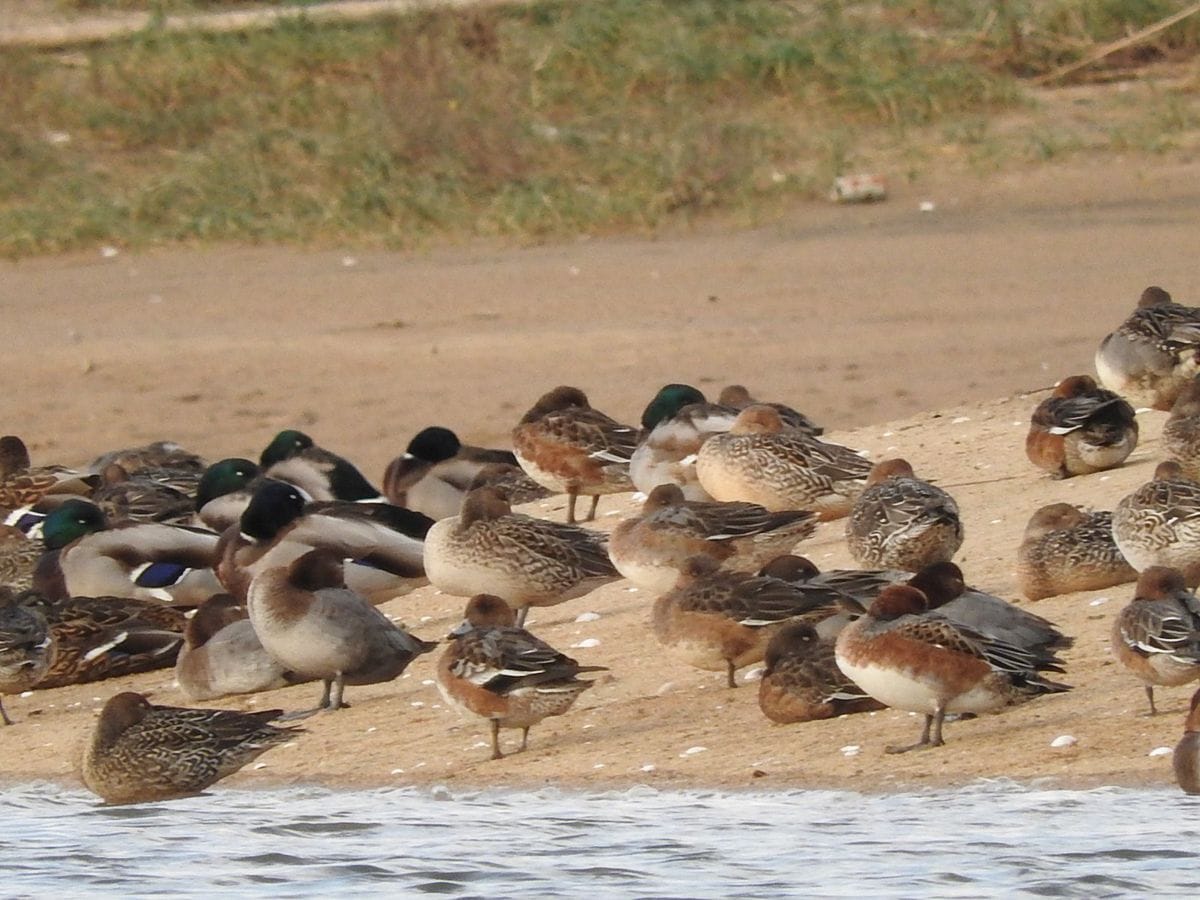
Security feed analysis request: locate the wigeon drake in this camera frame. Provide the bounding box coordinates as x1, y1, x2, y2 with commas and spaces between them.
1095, 286, 1200, 411
1162, 375, 1200, 481
511, 386, 639, 523
0, 588, 51, 725
607, 483, 817, 594
845, 458, 962, 571
1111, 566, 1200, 715
650, 554, 848, 688
758, 621, 884, 724
1025, 375, 1138, 478
247, 549, 436, 711
695, 405, 870, 519
834, 584, 1070, 752
1173, 687, 1200, 794
437, 594, 605, 760
81, 691, 302, 804
1112, 462, 1200, 587
423, 487, 620, 628
1016, 503, 1136, 601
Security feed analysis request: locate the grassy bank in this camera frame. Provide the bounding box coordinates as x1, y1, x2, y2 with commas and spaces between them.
2, 1, 1198, 256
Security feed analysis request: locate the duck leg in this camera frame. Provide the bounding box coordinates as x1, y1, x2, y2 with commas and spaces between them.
520, 726, 530, 752
1146, 684, 1158, 716
585, 493, 600, 522
490, 719, 504, 760
726, 660, 737, 689
0, 697, 11, 726
886, 707, 946, 754
515, 606, 530, 629
326, 673, 348, 710
566, 489, 579, 524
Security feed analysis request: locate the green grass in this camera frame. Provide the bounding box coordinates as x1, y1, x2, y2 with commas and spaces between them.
1, 0, 1197, 255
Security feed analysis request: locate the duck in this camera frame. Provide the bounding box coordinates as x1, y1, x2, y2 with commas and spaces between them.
630, 383, 739, 502
464, 463, 553, 506
650, 555, 848, 688
0, 435, 98, 509
436, 594, 605, 760
35, 498, 222, 606
511, 386, 639, 523
193, 457, 264, 532
0, 587, 51, 725
247, 549, 436, 711
715, 385, 823, 436
1173, 686, 1200, 794
0, 524, 40, 592
175, 593, 307, 701
19, 591, 186, 688
695, 405, 871, 519
381, 426, 536, 520
1016, 503, 1136, 600
845, 458, 963, 571
89, 440, 207, 478
834, 584, 1070, 752
216, 480, 429, 606
90, 464, 196, 525
757, 621, 884, 724
1025, 375, 1138, 478
608, 483, 817, 593
423, 487, 620, 627
81, 691, 303, 804
1162, 375, 1200, 480
1111, 566, 1200, 715
1095, 286, 1200, 410
1112, 461, 1200, 587
259, 429, 383, 502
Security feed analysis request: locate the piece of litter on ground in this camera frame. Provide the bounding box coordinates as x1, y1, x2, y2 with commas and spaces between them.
919, 200, 936, 212
681, 746, 707, 757
575, 612, 601, 623
1089, 597, 1110, 607
1050, 735, 1078, 748
572, 638, 601, 649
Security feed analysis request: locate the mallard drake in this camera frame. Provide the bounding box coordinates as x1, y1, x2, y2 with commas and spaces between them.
382, 426, 530, 520
608, 483, 817, 593
757, 621, 884, 724
35, 498, 222, 606
1174, 686, 1200, 793
247, 549, 435, 711
175, 593, 307, 701
834, 584, 1070, 752
696, 406, 871, 519
716, 385, 823, 436
1112, 461, 1200, 586
1163, 375, 1200, 480
423, 487, 619, 627
216, 480, 429, 606
1095, 286, 1200, 410
81, 691, 302, 804
20, 591, 185, 688
193, 457, 264, 532
1111, 567, 1200, 715
845, 458, 962, 571
1016, 503, 1136, 600
437, 594, 605, 760
650, 555, 848, 688
630, 383, 739, 501
511, 386, 639, 523
259, 429, 382, 502
0, 587, 51, 724
0, 435, 98, 509
1025, 375, 1138, 478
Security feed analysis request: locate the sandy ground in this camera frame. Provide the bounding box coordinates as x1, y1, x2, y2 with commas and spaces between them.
2, 159, 1200, 795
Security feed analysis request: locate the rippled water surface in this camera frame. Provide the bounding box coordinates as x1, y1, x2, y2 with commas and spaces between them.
4, 780, 1200, 897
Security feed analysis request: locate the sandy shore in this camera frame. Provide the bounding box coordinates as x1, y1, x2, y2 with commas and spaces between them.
2, 159, 1199, 794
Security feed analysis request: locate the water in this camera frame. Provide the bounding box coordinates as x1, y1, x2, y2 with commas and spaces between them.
3, 780, 1200, 897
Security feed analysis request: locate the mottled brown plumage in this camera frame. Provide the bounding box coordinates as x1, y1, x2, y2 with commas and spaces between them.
758, 622, 883, 723
846, 458, 962, 571
1111, 566, 1200, 715
1025, 375, 1138, 478
1016, 503, 1135, 600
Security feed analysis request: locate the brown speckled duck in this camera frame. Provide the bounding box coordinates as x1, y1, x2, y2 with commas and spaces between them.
845, 458, 962, 571
758, 621, 884, 724
1111, 566, 1200, 715
1095, 286, 1200, 411
1112, 462, 1200, 587
1016, 503, 1136, 601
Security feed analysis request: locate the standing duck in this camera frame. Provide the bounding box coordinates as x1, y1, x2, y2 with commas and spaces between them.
696, 406, 871, 519
81, 691, 302, 804
1111, 567, 1200, 715
1016, 503, 1136, 600
609, 483, 817, 594
423, 487, 619, 627
845, 458, 963, 571
248, 549, 435, 711
511, 386, 639, 523
1095, 286, 1200, 410
437, 594, 605, 760
1112, 462, 1200, 587
1025, 375, 1138, 478
835, 584, 1070, 752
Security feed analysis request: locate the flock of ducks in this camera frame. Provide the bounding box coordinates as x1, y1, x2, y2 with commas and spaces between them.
8, 286, 1200, 802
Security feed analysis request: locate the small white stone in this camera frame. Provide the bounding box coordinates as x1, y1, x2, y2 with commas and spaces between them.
420, 616, 433, 623
624, 586, 639, 593
391, 768, 405, 775
575, 612, 601, 623
253, 762, 268, 770
45, 130, 71, 145
952, 416, 971, 424
19, 691, 33, 699
99, 245, 119, 258
410, 702, 424, 708
1149, 746, 1173, 757
341, 256, 358, 267
422, 679, 435, 686
1136, 407, 1153, 414
882, 431, 894, 437
840, 745, 861, 757
593, 763, 606, 769
1050, 734, 1078, 748
919, 200, 936, 212
1089, 597, 1110, 607
742, 666, 765, 682
631, 492, 647, 502
681, 746, 707, 757
640, 764, 656, 772
990, 518, 1003, 525
1099, 475, 1111, 482
366, 726, 377, 733
572, 638, 601, 649
568, 265, 581, 276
